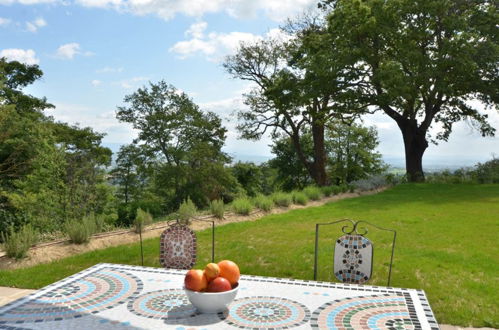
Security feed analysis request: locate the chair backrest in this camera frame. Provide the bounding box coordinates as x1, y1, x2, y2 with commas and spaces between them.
333, 234, 373, 284
314, 219, 396, 286
159, 224, 197, 269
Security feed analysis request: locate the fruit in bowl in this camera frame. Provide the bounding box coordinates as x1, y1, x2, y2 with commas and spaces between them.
184, 260, 240, 313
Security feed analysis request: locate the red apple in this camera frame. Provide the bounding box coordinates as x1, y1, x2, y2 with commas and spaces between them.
184, 269, 208, 292
206, 276, 232, 292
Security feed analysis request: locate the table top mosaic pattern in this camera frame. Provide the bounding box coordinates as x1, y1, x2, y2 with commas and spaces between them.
0, 263, 439, 329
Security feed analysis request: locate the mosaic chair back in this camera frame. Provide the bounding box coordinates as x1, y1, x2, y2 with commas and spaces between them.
313, 219, 396, 286
159, 219, 216, 269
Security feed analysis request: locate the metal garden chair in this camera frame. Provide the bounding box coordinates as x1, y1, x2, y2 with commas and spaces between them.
313, 219, 396, 286
159, 218, 215, 270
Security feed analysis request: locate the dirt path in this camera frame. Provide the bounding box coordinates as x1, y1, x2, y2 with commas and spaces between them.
0, 188, 386, 270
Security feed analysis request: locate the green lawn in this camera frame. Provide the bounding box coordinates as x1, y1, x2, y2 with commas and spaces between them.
1, 184, 498, 327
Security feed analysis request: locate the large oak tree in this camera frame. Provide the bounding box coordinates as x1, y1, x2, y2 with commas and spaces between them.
326, 0, 498, 181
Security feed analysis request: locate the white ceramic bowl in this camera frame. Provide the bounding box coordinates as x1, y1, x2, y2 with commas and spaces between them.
184, 284, 239, 313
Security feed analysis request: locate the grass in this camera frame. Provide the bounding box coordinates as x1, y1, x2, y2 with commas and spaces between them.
231, 198, 253, 215
0, 184, 498, 327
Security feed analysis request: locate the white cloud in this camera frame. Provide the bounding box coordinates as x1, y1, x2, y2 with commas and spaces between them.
74, 0, 316, 22
26, 17, 47, 32
0, 48, 39, 65
170, 22, 286, 61
115, 76, 148, 89
91, 79, 102, 87
96, 66, 124, 73
55, 42, 94, 59
0, 17, 12, 26
185, 21, 207, 39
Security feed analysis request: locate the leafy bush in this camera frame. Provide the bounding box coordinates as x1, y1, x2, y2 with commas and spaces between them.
272, 192, 293, 207
1, 224, 38, 259
321, 186, 334, 197
351, 175, 388, 192
253, 194, 274, 212
210, 199, 225, 219
134, 208, 153, 233
303, 186, 323, 201
232, 198, 253, 215
292, 191, 309, 205
65, 216, 96, 244
0, 209, 30, 242
178, 198, 197, 225
474, 158, 499, 183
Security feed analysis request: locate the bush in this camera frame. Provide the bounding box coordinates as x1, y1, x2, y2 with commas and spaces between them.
134, 208, 153, 233
321, 186, 334, 197
178, 198, 197, 225
351, 175, 388, 192
1, 224, 38, 259
292, 191, 309, 205
210, 199, 225, 219
303, 186, 323, 201
65, 216, 96, 244
232, 198, 253, 215
253, 194, 274, 212
475, 158, 499, 183
272, 192, 293, 207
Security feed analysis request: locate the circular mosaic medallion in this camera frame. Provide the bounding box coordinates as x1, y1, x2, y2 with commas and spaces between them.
159, 225, 197, 269
220, 296, 310, 329
128, 289, 197, 320
0, 268, 142, 324
311, 294, 416, 329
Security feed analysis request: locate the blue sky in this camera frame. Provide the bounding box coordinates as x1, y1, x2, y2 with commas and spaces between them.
1, 0, 498, 167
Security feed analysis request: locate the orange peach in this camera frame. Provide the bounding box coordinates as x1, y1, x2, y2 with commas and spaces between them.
184, 269, 208, 292
204, 263, 220, 281
218, 260, 240, 286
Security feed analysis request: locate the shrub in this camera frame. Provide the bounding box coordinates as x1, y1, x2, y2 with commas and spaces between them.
178, 198, 197, 225
65, 216, 96, 244
272, 192, 292, 207
134, 208, 153, 233
351, 175, 388, 192
210, 199, 225, 219
253, 194, 274, 212
292, 191, 309, 205
232, 198, 253, 215
321, 186, 334, 197
1, 224, 38, 259
303, 186, 323, 201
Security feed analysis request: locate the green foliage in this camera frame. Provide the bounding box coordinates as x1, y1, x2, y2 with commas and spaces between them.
291, 191, 309, 205
65, 216, 96, 244
271, 192, 292, 207
302, 186, 323, 201
327, 0, 499, 181
321, 186, 334, 197
475, 158, 499, 184
231, 198, 253, 215
269, 121, 385, 189
177, 198, 197, 225
252, 194, 274, 212
209, 199, 225, 219
134, 208, 153, 234
116, 80, 234, 212
1, 224, 38, 259
231, 162, 263, 197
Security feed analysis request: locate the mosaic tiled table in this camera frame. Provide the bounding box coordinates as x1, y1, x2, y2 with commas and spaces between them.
0, 263, 439, 329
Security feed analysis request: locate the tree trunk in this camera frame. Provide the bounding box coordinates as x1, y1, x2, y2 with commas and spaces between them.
398, 120, 428, 182
311, 122, 329, 186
